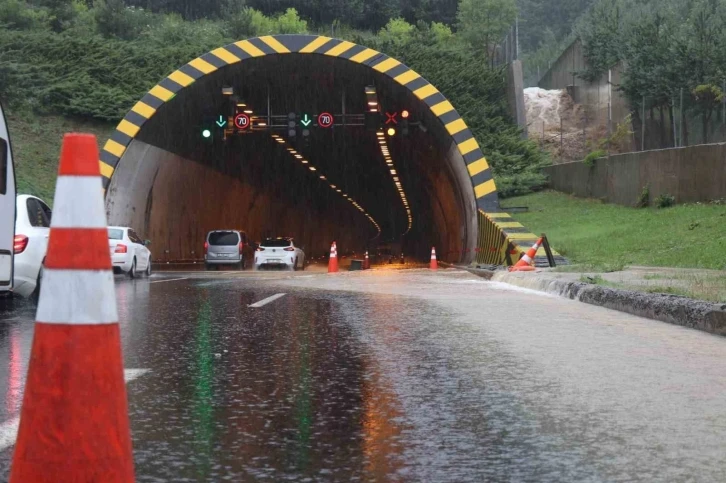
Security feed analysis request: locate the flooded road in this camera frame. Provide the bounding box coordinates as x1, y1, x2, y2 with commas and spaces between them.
1, 268, 726, 481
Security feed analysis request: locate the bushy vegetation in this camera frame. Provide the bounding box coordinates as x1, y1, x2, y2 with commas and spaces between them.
0, 0, 549, 199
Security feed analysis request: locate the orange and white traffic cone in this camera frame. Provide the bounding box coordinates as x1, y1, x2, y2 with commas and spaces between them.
508, 237, 543, 272
364, 251, 370, 269
10, 134, 134, 482
430, 247, 438, 270
328, 241, 339, 273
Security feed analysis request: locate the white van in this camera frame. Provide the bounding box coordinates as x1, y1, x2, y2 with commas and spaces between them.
0, 100, 16, 297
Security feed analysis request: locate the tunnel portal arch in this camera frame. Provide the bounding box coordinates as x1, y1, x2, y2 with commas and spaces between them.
101, 35, 544, 265
100, 35, 498, 210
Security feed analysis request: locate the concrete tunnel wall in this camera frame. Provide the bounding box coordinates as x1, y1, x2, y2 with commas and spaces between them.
107, 140, 369, 262
101, 35, 505, 264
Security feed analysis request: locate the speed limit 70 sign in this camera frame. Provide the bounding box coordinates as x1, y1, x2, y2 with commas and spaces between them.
318, 112, 334, 128
234, 113, 250, 130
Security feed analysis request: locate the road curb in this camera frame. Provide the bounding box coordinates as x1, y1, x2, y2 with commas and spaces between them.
487, 271, 726, 336
454, 265, 726, 336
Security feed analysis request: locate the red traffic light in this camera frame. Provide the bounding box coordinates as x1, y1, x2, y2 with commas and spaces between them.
401, 110, 410, 119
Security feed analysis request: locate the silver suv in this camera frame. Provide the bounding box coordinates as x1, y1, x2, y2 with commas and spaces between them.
204, 230, 247, 270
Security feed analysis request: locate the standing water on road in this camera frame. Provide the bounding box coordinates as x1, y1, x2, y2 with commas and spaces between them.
2, 271, 726, 481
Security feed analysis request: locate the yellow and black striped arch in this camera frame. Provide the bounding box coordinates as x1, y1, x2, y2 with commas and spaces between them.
100, 34, 499, 212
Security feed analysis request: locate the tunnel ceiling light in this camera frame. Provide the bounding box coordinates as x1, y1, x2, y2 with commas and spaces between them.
222, 87, 234, 96
272, 134, 380, 237
244, 110, 253, 114
376, 127, 413, 236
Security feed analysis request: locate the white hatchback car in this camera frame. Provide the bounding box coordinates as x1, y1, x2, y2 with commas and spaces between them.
13, 195, 52, 297
108, 226, 152, 278
254, 237, 305, 270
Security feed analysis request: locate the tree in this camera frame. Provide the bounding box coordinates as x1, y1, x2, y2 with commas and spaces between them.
456, 0, 517, 67
274, 7, 307, 34
361, 0, 401, 31
575, 0, 625, 82
378, 18, 415, 46
692, 84, 724, 143
35, 0, 78, 31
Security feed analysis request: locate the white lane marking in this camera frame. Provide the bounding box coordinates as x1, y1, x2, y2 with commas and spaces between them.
0, 368, 150, 452
149, 277, 188, 284
248, 293, 287, 308
123, 368, 150, 381
0, 419, 19, 452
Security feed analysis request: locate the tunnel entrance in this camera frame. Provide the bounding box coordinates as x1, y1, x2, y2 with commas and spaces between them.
102, 35, 504, 264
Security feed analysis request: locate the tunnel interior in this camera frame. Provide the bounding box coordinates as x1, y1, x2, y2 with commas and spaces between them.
106, 52, 479, 263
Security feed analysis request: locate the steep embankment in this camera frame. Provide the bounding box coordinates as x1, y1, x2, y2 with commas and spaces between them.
524, 87, 587, 163
7, 112, 114, 204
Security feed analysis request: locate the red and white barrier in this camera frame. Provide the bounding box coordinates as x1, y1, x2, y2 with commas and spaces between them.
328, 241, 339, 273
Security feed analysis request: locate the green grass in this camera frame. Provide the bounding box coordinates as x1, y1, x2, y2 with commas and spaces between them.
7, 111, 115, 204
502, 191, 726, 270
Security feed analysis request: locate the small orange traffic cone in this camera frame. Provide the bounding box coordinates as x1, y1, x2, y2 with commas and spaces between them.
10, 134, 134, 482
430, 247, 438, 270
328, 241, 339, 273
364, 250, 370, 269
509, 237, 543, 272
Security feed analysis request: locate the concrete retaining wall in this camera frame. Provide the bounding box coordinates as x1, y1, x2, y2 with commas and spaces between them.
543, 144, 726, 206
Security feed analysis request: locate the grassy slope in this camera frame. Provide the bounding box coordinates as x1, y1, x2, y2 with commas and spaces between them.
502, 191, 726, 270
7, 111, 115, 204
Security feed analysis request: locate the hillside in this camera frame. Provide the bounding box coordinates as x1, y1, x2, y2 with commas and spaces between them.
1, 0, 550, 201
7, 111, 114, 203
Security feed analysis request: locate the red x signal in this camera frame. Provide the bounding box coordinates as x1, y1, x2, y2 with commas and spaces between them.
385, 112, 398, 125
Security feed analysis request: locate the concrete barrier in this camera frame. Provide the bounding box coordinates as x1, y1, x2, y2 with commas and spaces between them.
544, 143, 726, 206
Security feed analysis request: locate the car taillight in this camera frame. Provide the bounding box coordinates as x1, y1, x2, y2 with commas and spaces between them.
256, 247, 265, 252
239, 242, 244, 252
114, 244, 127, 254
204, 241, 209, 255
283, 247, 295, 252
13, 235, 28, 254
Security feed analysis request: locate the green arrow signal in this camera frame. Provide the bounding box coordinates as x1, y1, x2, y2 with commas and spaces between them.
300, 114, 312, 127
215, 116, 226, 128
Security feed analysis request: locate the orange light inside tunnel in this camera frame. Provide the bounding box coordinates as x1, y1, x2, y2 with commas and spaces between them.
401, 110, 410, 119
387, 127, 396, 136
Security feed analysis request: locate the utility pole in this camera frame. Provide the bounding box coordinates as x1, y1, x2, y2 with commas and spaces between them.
641, 95, 646, 151
608, 69, 612, 159
680, 88, 684, 147
672, 97, 677, 148
515, 16, 519, 61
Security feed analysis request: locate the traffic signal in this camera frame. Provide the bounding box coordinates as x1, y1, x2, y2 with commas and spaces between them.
400, 110, 410, 135
199, 121, 215, 143
288, 112, 297, 137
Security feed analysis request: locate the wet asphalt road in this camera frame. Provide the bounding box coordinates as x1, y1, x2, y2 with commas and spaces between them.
1, 267, 726, 481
